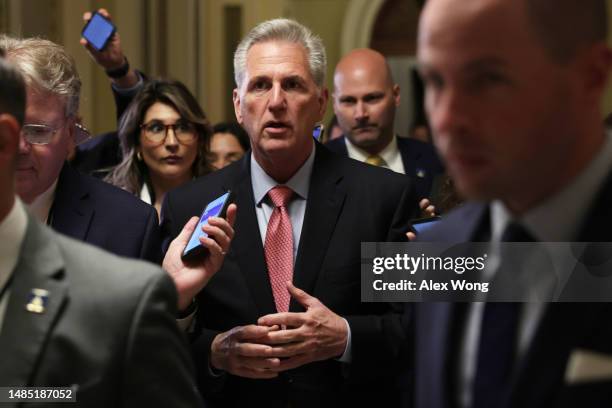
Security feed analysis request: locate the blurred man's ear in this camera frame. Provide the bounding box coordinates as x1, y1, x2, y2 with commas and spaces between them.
0, 113, 20, 161
578, 43, 612, 103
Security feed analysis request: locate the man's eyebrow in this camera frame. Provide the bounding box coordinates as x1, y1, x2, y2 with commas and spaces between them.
283, 75, 307, 84
247, 75, 270, 84
416, 57, 508, 73
463, 57, 508, 72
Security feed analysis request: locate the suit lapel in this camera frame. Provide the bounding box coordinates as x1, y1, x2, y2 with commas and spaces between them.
509, 169, 612, 407
416, 203, 489, 408
0, 215, 68, 386
50, 163, 93, 241
291, 145, 346, 309
228, 156, 277, 316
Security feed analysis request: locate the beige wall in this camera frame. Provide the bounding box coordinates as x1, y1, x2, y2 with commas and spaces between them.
3, 0, 612, 133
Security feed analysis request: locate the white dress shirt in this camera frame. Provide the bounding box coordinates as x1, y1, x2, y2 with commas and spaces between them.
345, 135, 406, 174
458, 133, 612, 408
250, 146, 353, 362
27, 180, 57, 224
0, 197, 29, 334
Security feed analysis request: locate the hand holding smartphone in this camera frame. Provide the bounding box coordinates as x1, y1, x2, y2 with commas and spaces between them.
82, 11, 116, 51
411, 216, 442, 235
182, 191, 234, 262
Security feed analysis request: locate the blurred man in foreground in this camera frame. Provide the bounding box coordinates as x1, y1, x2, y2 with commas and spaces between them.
409, 0, 612, 407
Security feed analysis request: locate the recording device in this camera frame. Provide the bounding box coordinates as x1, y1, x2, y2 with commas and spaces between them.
81, 12, 116, 51
411, 216, 442, 235
182, 191, 234, 262
313, 124, 324, 141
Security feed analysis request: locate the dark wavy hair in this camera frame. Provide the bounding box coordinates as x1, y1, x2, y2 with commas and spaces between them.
105, 79, 212, 197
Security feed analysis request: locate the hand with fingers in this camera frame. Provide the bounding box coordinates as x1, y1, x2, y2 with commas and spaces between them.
419, 198, 436, 217
210, 324, 283, 379
80, 8, 139, 87
162, 204, 237, 312
256, 282, 349, 372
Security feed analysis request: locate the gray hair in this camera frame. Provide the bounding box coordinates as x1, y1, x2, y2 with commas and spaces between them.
233, 18, 327, 90
0, 35, 81, 117
0, 57, 26, 126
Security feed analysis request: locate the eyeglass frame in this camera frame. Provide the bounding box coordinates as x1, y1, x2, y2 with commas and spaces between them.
139, 120, 198, 146
20, 122, 67, 145
20, 121, 91, 146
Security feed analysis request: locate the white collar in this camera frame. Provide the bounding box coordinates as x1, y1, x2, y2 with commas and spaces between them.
251, 144, 315, 205
344, 134, 400, 164
27, 180, 58, 224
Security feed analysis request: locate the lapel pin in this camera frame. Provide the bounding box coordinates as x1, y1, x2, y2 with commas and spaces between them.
416, 168, 427, 178
26, 288, 49, 314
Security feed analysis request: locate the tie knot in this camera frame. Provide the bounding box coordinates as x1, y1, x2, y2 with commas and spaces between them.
268, 185, 293, 208
501, 222, 536, 242
365, 155, 386, 167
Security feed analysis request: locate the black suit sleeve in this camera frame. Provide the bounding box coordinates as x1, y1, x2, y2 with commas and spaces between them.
113, 70, 147, 120
344, 182, 417, 382
123, 271, 204, 407
140, 206, 163, 265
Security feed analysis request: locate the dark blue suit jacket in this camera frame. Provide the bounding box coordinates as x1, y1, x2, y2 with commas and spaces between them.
325, 135, 444, 200
406, 171, 612, 408
72, 73, 143, 176
51, 163, 161, 264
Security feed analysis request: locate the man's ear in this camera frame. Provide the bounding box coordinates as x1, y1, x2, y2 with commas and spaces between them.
0, 114, 20, 160
577, 43, 612, 103
65, 117, 76, 158
392, 84, 401, 107
233, 88, 243, 124
318, 87, 329, 119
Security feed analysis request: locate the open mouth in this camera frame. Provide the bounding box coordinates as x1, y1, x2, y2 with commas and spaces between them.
264, 121, 290, 133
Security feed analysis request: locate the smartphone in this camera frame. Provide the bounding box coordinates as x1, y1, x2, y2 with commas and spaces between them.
313, 124, 324, 141
182, 191, 233, 262
82, 12, 116, 51
411, 216, 442, 235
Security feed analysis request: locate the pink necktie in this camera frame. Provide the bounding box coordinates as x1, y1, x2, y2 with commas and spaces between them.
264, 186, 294, 313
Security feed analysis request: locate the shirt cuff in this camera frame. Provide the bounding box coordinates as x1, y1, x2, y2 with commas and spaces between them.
336, 318, 352, 363
176, 307, 196, 332
111, 70, 144, 94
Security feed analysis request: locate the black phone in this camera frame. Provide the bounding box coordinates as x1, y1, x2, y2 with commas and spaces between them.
82, 12, 116, 51
411, 216, 442, 235
182, 191, 233, 262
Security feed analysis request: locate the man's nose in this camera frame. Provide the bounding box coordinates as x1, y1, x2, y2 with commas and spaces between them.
354, 101, 368, 122
268, 85, 287, 112
429, 88, 469, 137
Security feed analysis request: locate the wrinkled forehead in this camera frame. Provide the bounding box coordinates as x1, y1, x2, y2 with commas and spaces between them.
25, 86, 67, 123
244, 40, 313, 82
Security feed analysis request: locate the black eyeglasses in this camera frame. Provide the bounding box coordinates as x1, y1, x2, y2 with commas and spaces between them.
140, 120, 197, 145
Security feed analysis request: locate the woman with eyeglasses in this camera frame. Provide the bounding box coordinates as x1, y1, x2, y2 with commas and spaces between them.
105, 79, 211, 217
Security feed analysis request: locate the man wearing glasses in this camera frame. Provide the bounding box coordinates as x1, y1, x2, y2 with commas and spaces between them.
1, 35, 161, 263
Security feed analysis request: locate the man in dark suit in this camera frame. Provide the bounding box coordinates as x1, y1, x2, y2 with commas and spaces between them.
0, 55, 205, 408
326, 48, 444, 201
161, 18, 418, 407
409, 0, 612, 407
1, 35, 161, 263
